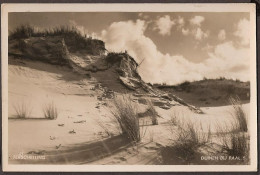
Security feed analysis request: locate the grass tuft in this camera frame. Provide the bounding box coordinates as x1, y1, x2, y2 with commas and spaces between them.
216, 125, 250, 164
229, 96, 248, 132
13, 101, 32, 118
146, 99, 158, 125
43, 102, 58, 120
111, 95, 140, 143
162, 113, 211, 164
221, 133, 249, 158
215, 97, 250, 164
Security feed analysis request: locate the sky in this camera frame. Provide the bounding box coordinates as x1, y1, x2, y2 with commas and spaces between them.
9, 12, 250, 85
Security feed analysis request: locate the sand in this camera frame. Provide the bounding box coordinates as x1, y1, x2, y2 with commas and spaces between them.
8, 59, 250, 165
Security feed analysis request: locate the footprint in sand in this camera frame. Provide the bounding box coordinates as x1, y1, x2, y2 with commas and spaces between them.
55, 144, 61, 149
73, 120, 86, 124
49, 136, 56, 140
69, 129, 76, 134
115, 157, 127, 161
27, 150, 46, 155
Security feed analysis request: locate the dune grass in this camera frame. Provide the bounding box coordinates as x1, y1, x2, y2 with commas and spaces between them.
13, 101, 32, 118
43, 102, 58, 120
146, 99, 158, 125
111, 95, 140, 143
215, 97, 249, 163
9, 24, 35, 39
162, 113, 211, 164
9, 25, 84, 39
216, 122, 249, 164
219, 132, 249, 159
9, 25, 105, 55
229, 96, 248, 132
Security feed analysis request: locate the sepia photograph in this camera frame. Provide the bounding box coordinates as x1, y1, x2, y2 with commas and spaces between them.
1, 3, 257, 172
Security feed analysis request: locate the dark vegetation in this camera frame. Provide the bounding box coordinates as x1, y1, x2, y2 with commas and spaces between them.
105, 52, 140, 78
215, 97, 249, 163
9, 25, 106, 56
161, 114, 210, 164
154, 78, 250, 107
161, 97, 249, 165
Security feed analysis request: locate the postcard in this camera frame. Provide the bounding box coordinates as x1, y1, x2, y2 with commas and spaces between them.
1, 3, 257, 172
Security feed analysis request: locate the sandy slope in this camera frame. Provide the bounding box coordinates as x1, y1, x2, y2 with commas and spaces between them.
8, 59, 249, 165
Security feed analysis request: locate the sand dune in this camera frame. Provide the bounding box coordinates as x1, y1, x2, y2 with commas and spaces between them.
8, 59, 249, 165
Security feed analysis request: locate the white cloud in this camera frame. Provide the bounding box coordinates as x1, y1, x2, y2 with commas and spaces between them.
202, 43, 214, 51
205, 41, 250, 81
234, 18, 250, 46
190, 16, 205, 26
218, 29, 226, 40
101, 20, 250, 84
181, 28, 189, 36
153, 15, 175, 36
193, 28, 209, 40
138, 13, 143, 17
179, 16, 208, 40
177, 16, 185, 27
138, 13, 149, 20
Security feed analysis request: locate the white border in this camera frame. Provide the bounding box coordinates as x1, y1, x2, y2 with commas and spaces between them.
1, 3, 257, 172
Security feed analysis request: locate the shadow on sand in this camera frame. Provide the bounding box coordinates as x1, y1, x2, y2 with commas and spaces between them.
9, 134, 133, 164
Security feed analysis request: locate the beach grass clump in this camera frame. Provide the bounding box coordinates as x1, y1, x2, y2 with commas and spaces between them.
111, 95, 140, 143
43, 102, 58, 120
13, 101, 32, 118
146, 99, 158, 125
229, 96, 248, 132
215, 97, 249, 164
220, 132, 249, 159
161, 113, 211, 164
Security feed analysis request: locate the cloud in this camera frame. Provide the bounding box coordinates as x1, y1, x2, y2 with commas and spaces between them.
181, 28, 189, 36
218, 29, 226, 40
202, 43, 214, 51
205, 41, 250, 81
101, 20, 250, 85
190, 16, 205, 26
153, 15, 175, 36
138, 13, 149, 20
179, 16, 208, 40
234, 18, 250, 46
138, 13, 143, 17
193, 27, 209, 40
177, 16, 185, 27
